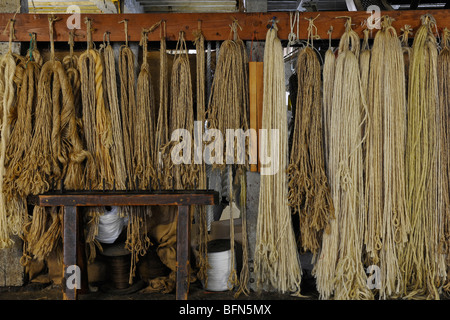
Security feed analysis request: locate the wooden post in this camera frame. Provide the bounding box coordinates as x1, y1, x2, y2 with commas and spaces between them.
249, 61, 264, 172
62, 206, 78, 300
176, 205, 190, 300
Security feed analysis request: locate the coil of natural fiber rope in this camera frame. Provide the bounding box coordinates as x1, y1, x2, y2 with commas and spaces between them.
116, 19, 152, 284
0, 19, 19, 248
3, 33, 42, 238
193, 23, 210, 289
400, 14, 444, 300
313, 17, 372, 300
101, 31, 127, 220
102, 33, 126, 184
154, 21, 172, 189
439, 28, 450, 296
169, 30, 198, 190
287, 15, 334, 255
79, 18, 114, 189
365, 16, 410, 299
205, 19, 250, 294
360, 27, 378, 267
63, 30, 83, 142
21, 16, 90, 263
322, 26, 335, 180
78, 17, 115, 263
254, 20, 302, 296
206, 20, 250, 169
400, 25, 413, 90
136, 22, 161, 191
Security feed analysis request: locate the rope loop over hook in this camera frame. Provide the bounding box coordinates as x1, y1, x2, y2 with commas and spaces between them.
304, 14, 320, 48
119, 18, 129, 47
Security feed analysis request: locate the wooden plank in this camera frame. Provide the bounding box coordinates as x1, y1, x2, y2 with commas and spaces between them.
62, 206, 78, 300
256, 61, 264, 173
0, 10, 449, 43
176, 205, 190, 300
28, 191, 219, 207
249, 61, 264, 172
249, 61, 258, 172
77, 207, 89, 296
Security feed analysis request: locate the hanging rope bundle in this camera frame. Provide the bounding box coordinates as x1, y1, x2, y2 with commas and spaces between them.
116, 19, 152, 283
102, 32, 127, 194
0, 19, 19, 248
78, 18, 115, 262
439, 28, 450, 295
322, 26, 335, 180
359, 28, 374, 267
287, 16, 334, 255
206, 19, 249, 168
119, 19, 136, 180
400, 14, 444, 300
63, 30, 83, 141
79, 18, 114, 189
400, 25, 413, 90
363, 25, 382, 267
313, 17, 372, 300
21, 16, 90, 263
254, 21, 302, 295
169, 31, 198, 190
205, 19, 250, 292
193, 23, 210, 288
359, 29, 371, 113
365, 16, 410, 299
135, 22, 160, 190
3, 34, 41, 237
155, 21, 172, 189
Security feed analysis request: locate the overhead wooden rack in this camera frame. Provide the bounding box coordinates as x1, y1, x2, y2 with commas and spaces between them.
0, 9, 449, 43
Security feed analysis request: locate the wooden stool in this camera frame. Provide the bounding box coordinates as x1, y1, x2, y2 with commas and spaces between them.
28, 190, 218, 300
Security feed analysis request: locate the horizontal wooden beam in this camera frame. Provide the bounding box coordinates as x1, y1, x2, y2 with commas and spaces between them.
28, 190, 219, 207
0, 10, 449, 43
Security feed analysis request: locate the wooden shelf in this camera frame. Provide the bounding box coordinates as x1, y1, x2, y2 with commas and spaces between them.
0, 10, 449, 43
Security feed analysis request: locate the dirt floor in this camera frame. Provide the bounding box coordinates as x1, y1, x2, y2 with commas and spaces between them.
0, 275, 446, 320
0, 274, 319, 301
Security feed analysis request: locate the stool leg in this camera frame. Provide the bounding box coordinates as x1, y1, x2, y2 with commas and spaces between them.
62, 206, 80, 300
176, 205, 190, 300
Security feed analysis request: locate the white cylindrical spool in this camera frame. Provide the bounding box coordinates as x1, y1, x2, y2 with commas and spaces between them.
203, 239, 236, 292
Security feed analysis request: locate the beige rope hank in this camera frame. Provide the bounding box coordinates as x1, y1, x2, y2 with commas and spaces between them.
439, 28, 450, 296
21, 16, 90, 263
3, 38, 41, 237
400, 14, 443, 300
254, 22, 302, 295
287, 44, 334, 255
205, 25, 249, 169
313, 17, 372, 300
135, 22, 161, 190
154, 20, 173, 189
102, 32, 127, 193
169, 31, 198, 190
322, 26, 335, 180
79, 18, 114, 190
363, 16, 410, 299
192, 23, 210, 289
0, 19, 19, 248
118, 19, 136, 179
400, 24, 413, 90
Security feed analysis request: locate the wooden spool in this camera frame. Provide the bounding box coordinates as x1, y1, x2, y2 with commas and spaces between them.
101, 242, 144, 294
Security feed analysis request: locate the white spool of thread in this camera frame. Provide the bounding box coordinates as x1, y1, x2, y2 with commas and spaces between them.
203, 239, 236, 292
96, 206, 128, 244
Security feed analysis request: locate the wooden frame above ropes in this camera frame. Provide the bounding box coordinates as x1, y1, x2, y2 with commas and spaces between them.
0, 9, 449, 43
